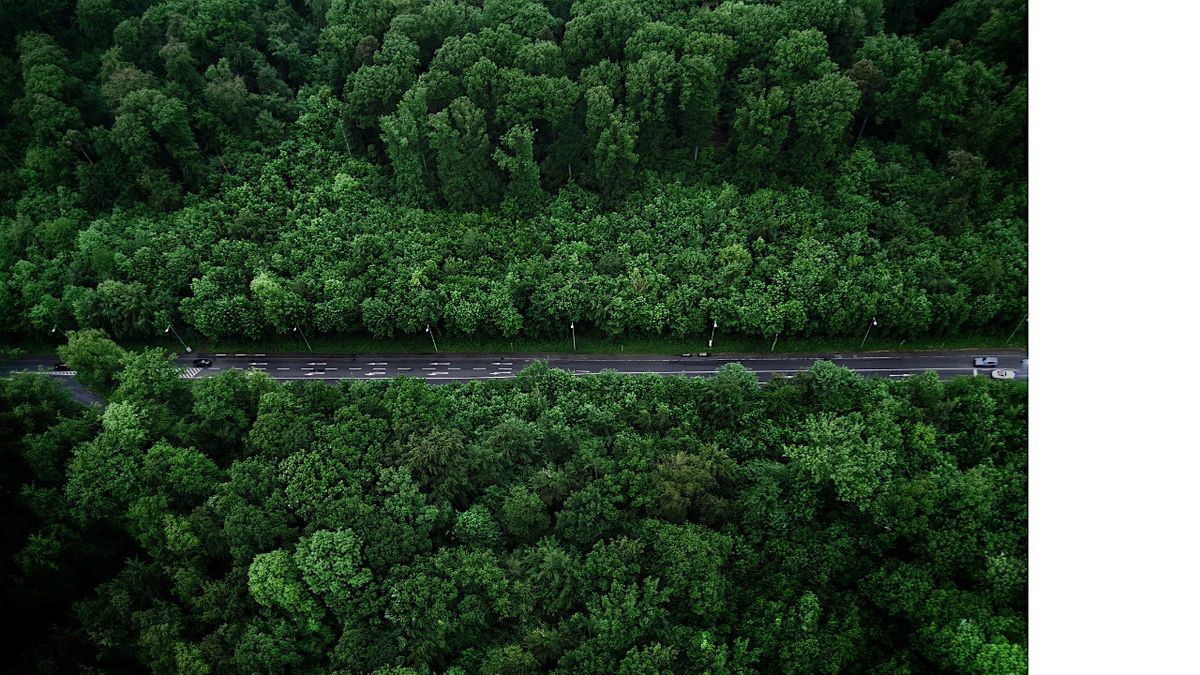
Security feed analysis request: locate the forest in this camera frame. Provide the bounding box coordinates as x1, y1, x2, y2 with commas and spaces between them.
0, 0, 1027, 342
1, 333, 1028, 672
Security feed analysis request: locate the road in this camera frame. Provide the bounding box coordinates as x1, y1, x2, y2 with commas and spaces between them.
3, 350, 1028, 393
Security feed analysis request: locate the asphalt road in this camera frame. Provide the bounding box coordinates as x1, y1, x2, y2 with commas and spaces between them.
3, 349, 1028, 389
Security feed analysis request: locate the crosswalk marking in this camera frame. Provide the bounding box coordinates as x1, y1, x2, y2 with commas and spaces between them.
181, 367, 203, 378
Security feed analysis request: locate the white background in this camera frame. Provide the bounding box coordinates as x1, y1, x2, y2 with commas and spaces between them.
1033, 0, 1199, 670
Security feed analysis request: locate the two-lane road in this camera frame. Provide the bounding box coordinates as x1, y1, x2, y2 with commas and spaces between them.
171, 350, 1028, 383
3, 350, 1028, 402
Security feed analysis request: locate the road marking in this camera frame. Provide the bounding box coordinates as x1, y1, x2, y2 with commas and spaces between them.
235, 353, 246, 357
472, 367, 486, 371
325, 368, 338, 371
431, 362, 450, 365
301, 367, 313, 371
430, 371, 449, 376
368, 362, 388, 366
255, 353, 266, 357
396, 367, 410, 371
448, 367, 461, 371
349, 367, 362, 371
307, 362, 327, 366
215, 353, 227, 357
276, 367, 289, 371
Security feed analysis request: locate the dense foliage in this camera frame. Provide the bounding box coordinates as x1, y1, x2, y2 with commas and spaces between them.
3, 339, 1027, 672
0, 0, 1026, 342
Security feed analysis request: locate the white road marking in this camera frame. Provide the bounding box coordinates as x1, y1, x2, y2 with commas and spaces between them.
349, 367, 362, 371
215, 353, 227, 357
255, 353, 266, 357
431, 362, 450, 365
301, 367, 313, 371
276, 367, 290, 371
368, 362, 388, 366
235, 353, 246, 357
429, 371, 449, 376
396, 367, 410, 371
448, 367, 461, 371
472, 367, 486, 371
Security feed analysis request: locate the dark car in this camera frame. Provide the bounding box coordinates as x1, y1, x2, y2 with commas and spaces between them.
192, 358, 213, 368
53, 362, 70, 371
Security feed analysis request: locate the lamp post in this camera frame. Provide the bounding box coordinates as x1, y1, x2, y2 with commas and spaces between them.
1006, 314, 1027, 345
570, 322, 576, 351
165, 325, 192, 353
293, 326, 312, 352
426, 324, 438, 352
859, 317, 877, 350
709, 320, 717, 349
771, 333, 779, 352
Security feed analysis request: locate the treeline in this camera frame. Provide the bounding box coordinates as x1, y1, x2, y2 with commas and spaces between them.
2, 334, 1028, 672
0, 0, 1026, 341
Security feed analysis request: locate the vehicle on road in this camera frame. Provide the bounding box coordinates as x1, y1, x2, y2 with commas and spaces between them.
192, 358, 213, 367
974, 356, 999, 367
680, 353, 692, 357
53, 362, 70, 371
698, 352, 711, 357
990, 369, 1015, 380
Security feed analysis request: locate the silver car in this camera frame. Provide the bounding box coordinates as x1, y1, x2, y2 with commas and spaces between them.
990, 369, 1016, 380
974, 356, 999, 367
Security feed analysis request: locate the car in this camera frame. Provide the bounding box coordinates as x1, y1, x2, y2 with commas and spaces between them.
53, 362, 70, 371
697, 352, 711, 357
680, 353, 692, 357
192, 358, 213, 368
990, 369, 1016, 380
973, 356, 999, 367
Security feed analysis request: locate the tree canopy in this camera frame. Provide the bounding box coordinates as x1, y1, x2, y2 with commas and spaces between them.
0, 0, 1027, 343
0, 350, 1028, 672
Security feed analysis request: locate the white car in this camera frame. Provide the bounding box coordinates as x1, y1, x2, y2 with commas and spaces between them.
990, 369, 1016, 380
974, 356, 999, 367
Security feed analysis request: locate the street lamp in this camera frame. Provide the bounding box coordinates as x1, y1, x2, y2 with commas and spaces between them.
859, 317, 877, 350
1006, 314, 1027, 345
426, 324, 438, 352
165, 324, 192, 353
570, 321, 576, 351
293, 326, 312, 352
709, 320, 717, 349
